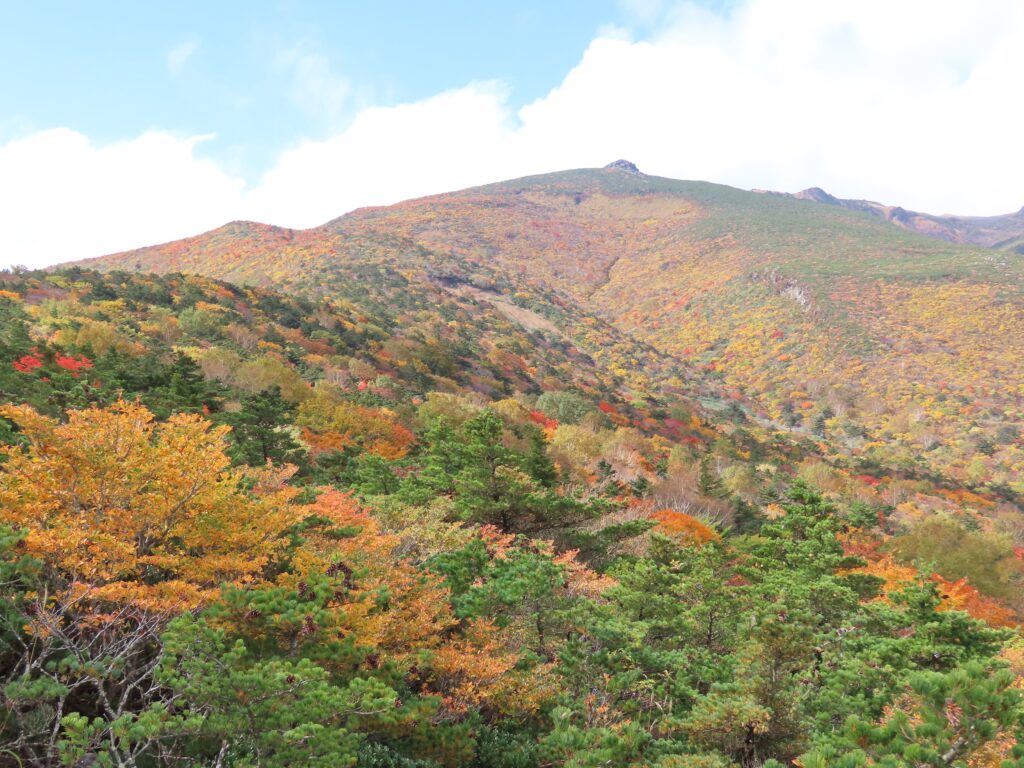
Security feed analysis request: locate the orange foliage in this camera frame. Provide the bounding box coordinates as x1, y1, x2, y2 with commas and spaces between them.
425, 618, 555, 717
853, 555, 920, 598
847, 543, 1018, 629
0, 401, 298, 611
933, 575, 1018, 628
299, 398, 415, 459
278, 493, 553, 719
300, 427, 350, 456
288, 491, 455, 658
649, 509, 720, 545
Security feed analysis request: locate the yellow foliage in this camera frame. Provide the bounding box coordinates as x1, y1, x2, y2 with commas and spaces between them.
0, 401, 299, 611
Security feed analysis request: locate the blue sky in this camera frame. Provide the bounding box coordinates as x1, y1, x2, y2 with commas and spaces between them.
1, 2, 642, 179
1, 1, 1022, 266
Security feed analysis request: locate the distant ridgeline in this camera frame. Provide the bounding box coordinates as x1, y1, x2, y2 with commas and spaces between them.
0, 164, 1021, 766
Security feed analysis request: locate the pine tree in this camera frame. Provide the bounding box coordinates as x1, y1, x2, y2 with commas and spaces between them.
800, 661, 1024, 767
523, 426, 558, 489
161, 351, 223, 415
698, 453, 727, 498
222, 386, 307, 469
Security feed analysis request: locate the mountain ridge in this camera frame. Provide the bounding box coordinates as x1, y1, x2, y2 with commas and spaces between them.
67, 165, 1024, 500
757, 185, 1024, 252
76, 164, 1022, 271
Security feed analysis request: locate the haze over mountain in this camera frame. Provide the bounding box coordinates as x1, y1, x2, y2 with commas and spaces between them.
75, 162, 1024, 497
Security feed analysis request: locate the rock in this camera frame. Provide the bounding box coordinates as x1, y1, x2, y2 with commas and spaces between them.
604, 159, 641, 174
794, 187, 839, 205
885, 206, 912, 225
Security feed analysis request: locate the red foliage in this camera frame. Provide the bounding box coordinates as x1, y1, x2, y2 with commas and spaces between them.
12, 353, 43, 373
854, 474, 882, 486
12, 349, 93, 378
55, 354, 93, 377
528, 410, 558, 429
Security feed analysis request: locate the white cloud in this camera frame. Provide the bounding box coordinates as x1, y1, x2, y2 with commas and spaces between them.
4, 0, 1024, 267
617, 0, 669, 25
0, 129, 244, 267
167, 40, 198, 76
244, 81, 521, 226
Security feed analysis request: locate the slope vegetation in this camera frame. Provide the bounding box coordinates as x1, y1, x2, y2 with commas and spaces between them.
766, 185, 1024, 251
78, 166, 1024, 498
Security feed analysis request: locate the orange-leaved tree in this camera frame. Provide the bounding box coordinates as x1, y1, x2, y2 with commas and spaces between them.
297, 393, 415, 460
277, 491, 553, 720
650, 508, 720, 546
0, 399, 299, 611
0, 400, 301, 766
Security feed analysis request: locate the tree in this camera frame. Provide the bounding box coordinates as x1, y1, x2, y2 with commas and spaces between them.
523, 426, 559, 489
890, 515, 1024, 604
151, 615, 400, 768
0, 399, 298, 609
800, 661, 1024, 768
0, 400, 300, 767
406, 409, 603, 536
550, 535, 745, 764
429, 529, 602, 660
222, 385, 308, 469
535, 390, 596, 425
148, 351, 224, 417
297, 392, 415, 461
698, 453, 728, 499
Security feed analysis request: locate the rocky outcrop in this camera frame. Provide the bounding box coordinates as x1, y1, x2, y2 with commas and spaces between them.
604, 159, 641, 174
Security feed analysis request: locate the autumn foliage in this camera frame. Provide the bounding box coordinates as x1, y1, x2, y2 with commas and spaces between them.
0, 201, 1021, 767
0, 400, 297, 610
650, 508, 721, 545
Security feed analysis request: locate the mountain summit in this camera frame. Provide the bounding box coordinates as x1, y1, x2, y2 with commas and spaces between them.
604, 159, 641, 174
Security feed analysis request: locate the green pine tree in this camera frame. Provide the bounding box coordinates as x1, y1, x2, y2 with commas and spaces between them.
221, 386, 307, 469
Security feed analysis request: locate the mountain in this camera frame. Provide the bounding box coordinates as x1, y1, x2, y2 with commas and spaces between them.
760, 185, 1024, 252
73, 164, 1024, 499
9, 170, 1024, 767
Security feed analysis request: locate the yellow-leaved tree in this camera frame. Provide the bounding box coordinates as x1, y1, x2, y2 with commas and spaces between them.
0, 399, 298, 611
0, 400, 302, 765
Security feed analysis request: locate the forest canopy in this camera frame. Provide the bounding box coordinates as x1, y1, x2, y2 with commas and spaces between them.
0, 268, 1022, 767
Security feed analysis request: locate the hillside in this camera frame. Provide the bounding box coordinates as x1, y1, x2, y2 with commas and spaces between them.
762, 186, 1024, 252
0, 242, 1020, 765
78, 164, 1024, 500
